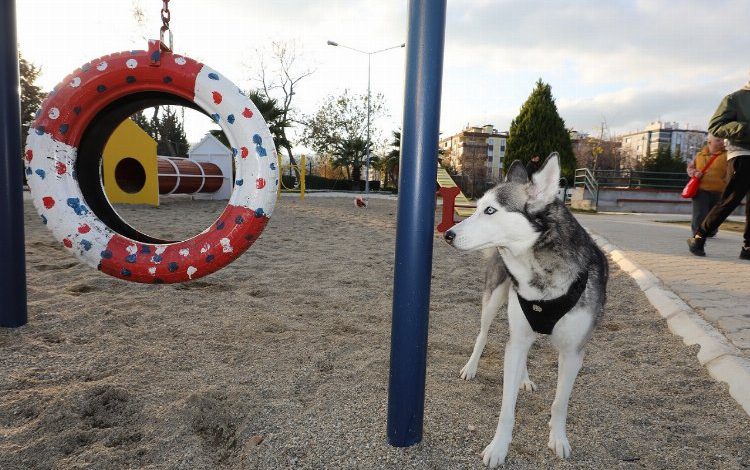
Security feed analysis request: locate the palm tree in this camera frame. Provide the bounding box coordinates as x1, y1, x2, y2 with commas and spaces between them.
330, 136, 369, 182
378, 130, 401, 188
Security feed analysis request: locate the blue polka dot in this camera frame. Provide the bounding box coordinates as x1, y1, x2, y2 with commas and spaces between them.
80, 240, 92, 251
66, 198, 89, 215
163, 76, 173, 84
126, 76, 136, 83
59, 124, 69, 134
73, 106, 81, 115
254, 208, 266, 218
125, 254, 137, 263
235, 215, 244, 225
141, 245, 152, 254
101, 250, 113, 259
206, 254, 215, 263
227, 114, 235, 124
81, 63, 91, 72
168, 262, 179, 272
152, 254, 163, 263
151, 50, 161, 62
97, 84, 107, 93
121, 268, 132, 277
216, 221, 225, 230
252, 134, 263, 145
35, 169, 45, 179
35, 126, 45, 135
235, 179, 244, 186
40, 214, 47, 225
256, 146, 267, 157
270, 162, 277, 171
25, 167, 32, 176
231, 148, 238, 157
208, 72, 220, 80
211, 113, 220, 123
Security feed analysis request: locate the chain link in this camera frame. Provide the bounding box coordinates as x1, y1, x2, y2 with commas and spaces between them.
159, 0, 173, 50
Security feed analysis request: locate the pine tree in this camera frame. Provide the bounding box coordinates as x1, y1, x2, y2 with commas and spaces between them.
19, 53, 44, 183
504, 79, 576, 182
129, 107, 188, 156
155, 107, 189, 156
641, 146, 684, 173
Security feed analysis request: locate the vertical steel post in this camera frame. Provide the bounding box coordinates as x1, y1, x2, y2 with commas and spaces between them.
387, 0, 446, 447
0, 0, 28, 328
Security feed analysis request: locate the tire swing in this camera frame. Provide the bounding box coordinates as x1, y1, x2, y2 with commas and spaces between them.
24, 33, 278, 284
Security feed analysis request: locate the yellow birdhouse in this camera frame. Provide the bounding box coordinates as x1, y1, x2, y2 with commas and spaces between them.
102, 119, 159, 206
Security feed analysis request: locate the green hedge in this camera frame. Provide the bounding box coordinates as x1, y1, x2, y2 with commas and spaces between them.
281, 175, 381, 191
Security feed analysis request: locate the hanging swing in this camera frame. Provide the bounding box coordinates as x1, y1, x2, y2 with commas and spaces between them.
24, 1, 278, 284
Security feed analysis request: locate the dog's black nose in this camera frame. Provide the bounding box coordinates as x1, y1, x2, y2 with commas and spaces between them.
444, 230, 455, 244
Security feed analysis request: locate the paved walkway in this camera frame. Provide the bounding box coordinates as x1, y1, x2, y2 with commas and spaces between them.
576, 212, 749, 355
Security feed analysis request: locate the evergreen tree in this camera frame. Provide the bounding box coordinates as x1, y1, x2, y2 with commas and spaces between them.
130, 107, 189, 157
641, 146, 684, 173
504, 79, 576, 182
155, 107, 189, 156
19, 53, 44, 183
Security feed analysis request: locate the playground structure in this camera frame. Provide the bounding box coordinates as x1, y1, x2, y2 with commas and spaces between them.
0, 0, 445, 450
277, 154, 306, 200
102, 121, 231, 206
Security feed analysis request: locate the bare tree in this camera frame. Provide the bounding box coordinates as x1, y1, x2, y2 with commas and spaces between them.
253, 41, 314, 179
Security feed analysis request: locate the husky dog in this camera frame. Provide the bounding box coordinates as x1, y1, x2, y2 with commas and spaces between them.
444, 154, 608, 467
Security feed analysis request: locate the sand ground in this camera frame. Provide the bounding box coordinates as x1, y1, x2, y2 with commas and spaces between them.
1, 196, 749, 469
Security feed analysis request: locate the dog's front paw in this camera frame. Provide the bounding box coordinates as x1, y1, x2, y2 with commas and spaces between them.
520, 378, 537, 392
547, 432, 571, 459
480, 439, 509, 467
460, 360, 478, 380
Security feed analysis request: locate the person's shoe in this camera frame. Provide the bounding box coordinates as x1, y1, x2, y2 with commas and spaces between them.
740, 246, 750, 260
687, 235, 706, 256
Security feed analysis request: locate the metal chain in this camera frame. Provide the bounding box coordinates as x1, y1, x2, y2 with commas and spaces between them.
160, 0, 173, 50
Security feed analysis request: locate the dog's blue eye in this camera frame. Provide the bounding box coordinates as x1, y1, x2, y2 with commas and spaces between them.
484, 207, 497, 215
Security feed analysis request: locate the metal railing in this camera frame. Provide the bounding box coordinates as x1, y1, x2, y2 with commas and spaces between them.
587, 169, 689, 190
574, 168, 600, 209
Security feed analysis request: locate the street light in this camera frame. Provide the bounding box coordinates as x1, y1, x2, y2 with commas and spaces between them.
327, 39, 405, 199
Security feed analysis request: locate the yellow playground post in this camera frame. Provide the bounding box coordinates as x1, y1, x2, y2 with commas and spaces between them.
277, 154, 306, 200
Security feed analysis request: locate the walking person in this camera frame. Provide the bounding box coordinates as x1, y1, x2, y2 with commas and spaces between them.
687, 80, 750, 259
687, 135, 727, 236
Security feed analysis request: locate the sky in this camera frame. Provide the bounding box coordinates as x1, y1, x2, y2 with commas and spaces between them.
17, 0, 750, 150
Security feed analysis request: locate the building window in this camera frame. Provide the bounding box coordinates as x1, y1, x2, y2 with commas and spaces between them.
487, 156, 493, 162
488, 144, 494, 151
500, 144, 506, 152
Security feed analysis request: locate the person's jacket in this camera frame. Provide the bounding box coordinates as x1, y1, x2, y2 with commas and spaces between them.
708, 84, 750, 159
687, 146, 728, 193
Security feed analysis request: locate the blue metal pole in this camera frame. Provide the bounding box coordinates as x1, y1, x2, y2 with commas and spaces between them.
0, 0, 28, 328
387, 0, 446, 447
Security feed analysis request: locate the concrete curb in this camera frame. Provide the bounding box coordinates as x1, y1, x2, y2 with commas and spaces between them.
588, 232, 750, 418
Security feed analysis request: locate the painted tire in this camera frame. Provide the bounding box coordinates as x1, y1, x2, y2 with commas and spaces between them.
25, 48, 278, 283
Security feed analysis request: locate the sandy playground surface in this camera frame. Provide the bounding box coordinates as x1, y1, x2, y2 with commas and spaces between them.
1, 195, 749, 469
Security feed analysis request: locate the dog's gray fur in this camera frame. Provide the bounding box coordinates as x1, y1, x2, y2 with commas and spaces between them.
445, 153, 608, 467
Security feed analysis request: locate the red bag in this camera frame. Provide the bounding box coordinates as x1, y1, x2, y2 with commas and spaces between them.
681, 176, 700, 198
681, 152, 721, 199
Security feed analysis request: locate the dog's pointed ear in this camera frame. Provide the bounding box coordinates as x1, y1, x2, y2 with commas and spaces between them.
529, 152, 561, 206
504, 160, 529, 183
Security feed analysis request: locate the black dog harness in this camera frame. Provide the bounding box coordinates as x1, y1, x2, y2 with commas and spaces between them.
515, 270, 589, 335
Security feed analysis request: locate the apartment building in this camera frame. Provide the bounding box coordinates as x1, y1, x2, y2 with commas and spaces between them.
618, 121, 707, 167
439, 124, 508, 181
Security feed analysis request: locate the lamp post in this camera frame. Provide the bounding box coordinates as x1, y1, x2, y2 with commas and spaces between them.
327, 40, 405, 199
